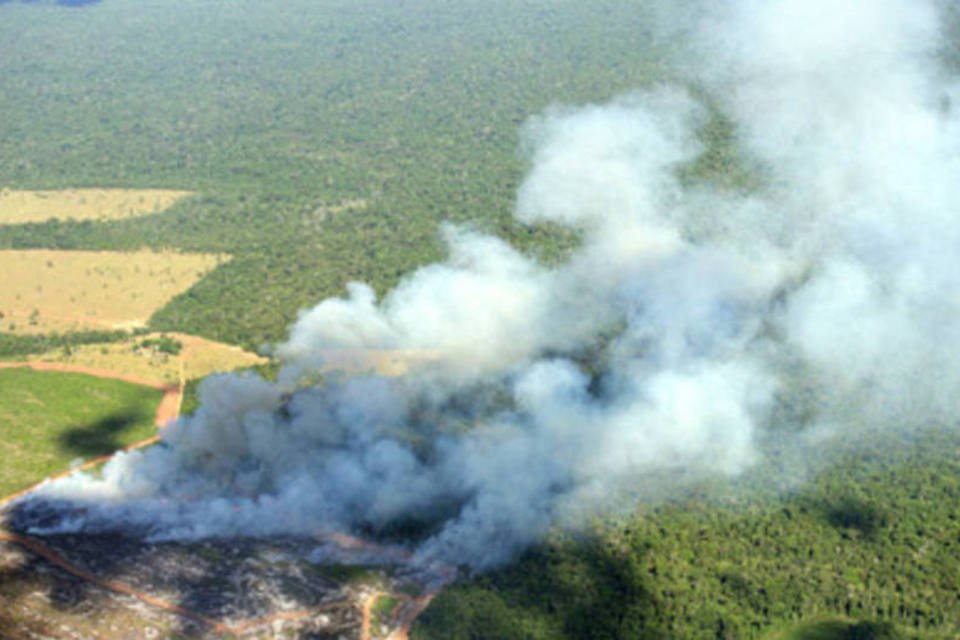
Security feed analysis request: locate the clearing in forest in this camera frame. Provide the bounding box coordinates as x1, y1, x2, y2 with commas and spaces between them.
0, 188, 191, 224
0, 249, 226, 334
23, 331, 267, 386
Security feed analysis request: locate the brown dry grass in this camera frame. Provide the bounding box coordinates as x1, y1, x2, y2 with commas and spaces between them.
0, 250, 226, 334
316, 348, 437, 377
25, 332, 267, 386
0, 188, 191, 224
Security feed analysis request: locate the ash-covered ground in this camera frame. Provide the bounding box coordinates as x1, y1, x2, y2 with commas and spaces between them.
1, 499, 439, 640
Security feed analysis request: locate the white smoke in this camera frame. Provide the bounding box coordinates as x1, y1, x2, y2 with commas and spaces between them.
17, 0, 960, 570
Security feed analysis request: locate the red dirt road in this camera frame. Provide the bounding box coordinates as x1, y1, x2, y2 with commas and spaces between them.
154, 384, 182, 426
0, 529, 352, 636
0, 360, 443, 638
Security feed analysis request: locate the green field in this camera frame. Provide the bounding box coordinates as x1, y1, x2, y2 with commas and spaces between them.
0, 368, 160, 497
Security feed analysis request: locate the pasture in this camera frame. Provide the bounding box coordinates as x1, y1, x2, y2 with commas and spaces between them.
0, 188, 191, 225
22, 331, 267, 386
0, 249, 226, 334
0, 368, 160, 498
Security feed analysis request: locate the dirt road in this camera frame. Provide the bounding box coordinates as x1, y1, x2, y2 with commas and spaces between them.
0, 361, 444, 639
0, 530, 354, 636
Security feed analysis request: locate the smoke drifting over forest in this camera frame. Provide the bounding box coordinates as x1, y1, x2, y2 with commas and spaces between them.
19, 0, 960, 569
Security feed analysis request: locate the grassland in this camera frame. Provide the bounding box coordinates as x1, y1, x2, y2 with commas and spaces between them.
0, 250, 226, 334
312, 348, 439, 378
0, 368, 161, 497
0, 188, 191, 225
19, 331, 266, 386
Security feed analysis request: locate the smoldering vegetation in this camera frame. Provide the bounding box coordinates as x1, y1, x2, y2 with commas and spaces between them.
12, 0, 960, 571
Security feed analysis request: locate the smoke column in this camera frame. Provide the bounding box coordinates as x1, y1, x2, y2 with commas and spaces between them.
18, 0, 960, 570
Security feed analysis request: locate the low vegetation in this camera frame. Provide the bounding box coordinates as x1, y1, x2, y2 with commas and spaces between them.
0, 249, 226, 334
0, 188, 190, 225
374, 595, 402, 630
0, 368, 161, 497
19, 331, 266, 386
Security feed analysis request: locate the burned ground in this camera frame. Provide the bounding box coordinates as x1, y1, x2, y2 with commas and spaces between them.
0, 499, 431, 639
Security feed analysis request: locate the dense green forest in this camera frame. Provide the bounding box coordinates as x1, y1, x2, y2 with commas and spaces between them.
414, 427, 960, 639
2, 2, 959, 639
0, 0, 690, 349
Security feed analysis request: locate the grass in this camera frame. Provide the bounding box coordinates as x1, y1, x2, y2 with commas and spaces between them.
21, 331, 267, 386
0, 188, 191, 225
304, 348, 438, 378
0, 249, 226, 334
0, 367, 161, 497
374, 595, 402, 628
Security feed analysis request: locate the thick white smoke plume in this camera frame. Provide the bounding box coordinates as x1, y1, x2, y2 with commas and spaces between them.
18, 0, 960, 569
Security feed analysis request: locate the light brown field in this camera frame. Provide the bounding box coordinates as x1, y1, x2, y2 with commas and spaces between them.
315, 348, 438, 377
0, 188, 191, 224
22, 332, 267, 386
0, 250, 226, 334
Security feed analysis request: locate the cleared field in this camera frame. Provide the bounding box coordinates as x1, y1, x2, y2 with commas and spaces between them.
0, 367, 161, 497
24, 331, 267, 386
0, 188, 191, 224
316, 348, 438, 377
0, 249, 226, 334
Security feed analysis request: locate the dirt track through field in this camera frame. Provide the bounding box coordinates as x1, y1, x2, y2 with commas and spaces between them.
388, 591, 442, 640
363, 589, 439, 640
0, 358, 350, 638
0, 529, 355, 636
0, 361, 443, 639
0, 525, 431, 640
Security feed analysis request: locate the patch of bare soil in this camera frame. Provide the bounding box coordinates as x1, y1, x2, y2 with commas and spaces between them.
0, 501, 452, 640
0, 527, 362, 638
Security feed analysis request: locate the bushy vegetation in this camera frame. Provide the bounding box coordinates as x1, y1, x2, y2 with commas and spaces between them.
136, 335, 182, 356
0, 328, 143, 359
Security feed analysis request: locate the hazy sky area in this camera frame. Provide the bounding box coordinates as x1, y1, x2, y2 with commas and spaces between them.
18, 0, 960, 571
